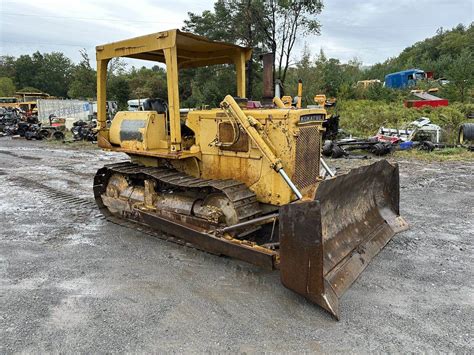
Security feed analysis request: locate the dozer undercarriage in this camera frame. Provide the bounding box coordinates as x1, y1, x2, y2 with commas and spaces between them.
92, 29, 408, 319
94, 162, 277, 268
94, 159, 407, 319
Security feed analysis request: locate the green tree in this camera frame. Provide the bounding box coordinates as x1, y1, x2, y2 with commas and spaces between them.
14, 54, 39, 90
13, 51, 73, 97
363, 22, 474, 82
184, 0, 266, 98
285, 45, 321, 104
445, 50, 474, 102
285, 48, 365, 103
106, 57, 130, 108
0, 77, 16, 96
108, 76, 130, 110
35, 52, 73, 97
0, 56, 16, 79
68, 49, 96, 99
108, 57, 128, 77
184, 1, 236, 42
252, 0, 323, 84
182, 65, 236, 107
184, 0, 324, 98
126, 66, 167, 99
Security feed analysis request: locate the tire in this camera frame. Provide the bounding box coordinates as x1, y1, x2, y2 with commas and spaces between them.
419, 141, 435, 152
53, 131, 65, 141
38, 129, 51, 139
17, 123, 29, 137
371, 142, 391, 156
322, 141, 333, 157
86, 132, 97, 142
458, 123, 474, 144
71, 126, 81, 140
331, 144, 346, 158
25, 131, 34, 140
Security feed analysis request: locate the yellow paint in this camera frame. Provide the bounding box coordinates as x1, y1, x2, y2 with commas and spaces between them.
95, 29, 251, 152
109, 111, 168, 150
356, 80, 381, 89
296, 80, 303, 108
186, 106, 324, 205
281, 96, 293, 107
95, 29, 326, 207
163, 46, 181, 151
314, 94, 326, 106
234, 50, 246, 97
273, 97, 286, 108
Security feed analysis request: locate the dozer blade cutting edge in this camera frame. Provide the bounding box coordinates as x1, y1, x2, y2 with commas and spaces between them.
279, 160, 408, 320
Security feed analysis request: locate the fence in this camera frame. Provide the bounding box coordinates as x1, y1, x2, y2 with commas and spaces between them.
37, 99, 92, 122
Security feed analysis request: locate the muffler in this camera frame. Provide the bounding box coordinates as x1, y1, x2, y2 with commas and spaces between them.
279, 160, 408, 319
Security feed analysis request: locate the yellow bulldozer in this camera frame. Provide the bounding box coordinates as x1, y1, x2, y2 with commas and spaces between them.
93, 29, 408, 319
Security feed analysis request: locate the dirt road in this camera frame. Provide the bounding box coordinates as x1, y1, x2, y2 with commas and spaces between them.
1, 137, 472, 352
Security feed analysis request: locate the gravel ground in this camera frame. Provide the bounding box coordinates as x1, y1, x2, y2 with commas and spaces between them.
0, 137, 473, 353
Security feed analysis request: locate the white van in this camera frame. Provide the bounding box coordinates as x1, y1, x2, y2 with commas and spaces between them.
127, 98, 149, 111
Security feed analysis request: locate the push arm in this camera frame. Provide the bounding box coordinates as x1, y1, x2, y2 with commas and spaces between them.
220, 95, 302, 199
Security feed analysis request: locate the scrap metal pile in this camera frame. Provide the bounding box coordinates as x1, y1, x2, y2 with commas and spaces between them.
0, 108, 65, 141
323, 138, 393, 159
0, 108, 23, 136
71, 120, 98, 142
0, 108, 101, 143
323, 116, 474, 159
320, 111, 395, 159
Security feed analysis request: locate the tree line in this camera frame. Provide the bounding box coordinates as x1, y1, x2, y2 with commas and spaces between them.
0, 0, 472, 109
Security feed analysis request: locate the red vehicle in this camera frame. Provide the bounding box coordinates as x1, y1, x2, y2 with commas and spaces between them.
404, 90, 448, 108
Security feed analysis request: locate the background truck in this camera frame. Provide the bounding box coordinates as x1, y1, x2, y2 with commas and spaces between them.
385, 69, 426, 89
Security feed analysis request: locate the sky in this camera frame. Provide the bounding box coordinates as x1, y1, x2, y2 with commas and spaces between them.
1, 0, 472, 67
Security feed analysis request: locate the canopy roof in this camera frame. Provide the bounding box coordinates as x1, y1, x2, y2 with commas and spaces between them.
96, 29, 252, 68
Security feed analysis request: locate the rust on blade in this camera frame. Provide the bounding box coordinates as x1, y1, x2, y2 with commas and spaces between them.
279, 160, 408, 319
279, 200, 340, 319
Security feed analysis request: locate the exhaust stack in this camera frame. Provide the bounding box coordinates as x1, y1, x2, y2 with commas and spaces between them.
261, 53, 274, 104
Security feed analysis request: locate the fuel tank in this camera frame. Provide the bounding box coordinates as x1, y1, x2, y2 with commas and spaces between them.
109, 111, 169, 150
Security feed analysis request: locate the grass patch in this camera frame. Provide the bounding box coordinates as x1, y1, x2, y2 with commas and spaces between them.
394, 147, 473, 162
44, 131, 98, 150
337, 100, 474, 144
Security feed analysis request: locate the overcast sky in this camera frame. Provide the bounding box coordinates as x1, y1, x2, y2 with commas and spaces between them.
1, 0, 472, 67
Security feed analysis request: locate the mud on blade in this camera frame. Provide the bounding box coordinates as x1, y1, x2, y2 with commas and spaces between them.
279, 160, 408, 319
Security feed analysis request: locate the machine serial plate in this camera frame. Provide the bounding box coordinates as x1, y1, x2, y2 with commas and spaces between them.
299, 114, 325, 124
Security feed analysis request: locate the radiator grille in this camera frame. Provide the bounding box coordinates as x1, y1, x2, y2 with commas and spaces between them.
294, 125, 321, 189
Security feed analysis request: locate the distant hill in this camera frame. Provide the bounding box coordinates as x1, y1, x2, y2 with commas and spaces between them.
364, 23, 474, 80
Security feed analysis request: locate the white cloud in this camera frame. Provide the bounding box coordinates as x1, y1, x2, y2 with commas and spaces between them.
1, 0, 472, 66
305, 0, 473, 64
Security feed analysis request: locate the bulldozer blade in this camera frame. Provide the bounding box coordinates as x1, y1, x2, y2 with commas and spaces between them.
279, 160, 408, 319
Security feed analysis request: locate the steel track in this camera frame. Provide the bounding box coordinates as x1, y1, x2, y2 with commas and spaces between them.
93, 162, 276, 269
